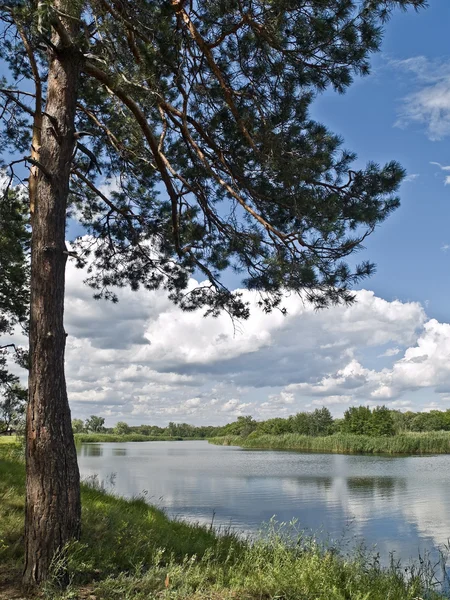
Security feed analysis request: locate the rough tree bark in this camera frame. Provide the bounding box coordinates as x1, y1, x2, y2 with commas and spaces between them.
23, 1, 82, 586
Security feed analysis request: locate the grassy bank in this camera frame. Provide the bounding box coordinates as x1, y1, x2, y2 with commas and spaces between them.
74, 433, 187, 443
1, 433, 188, 445
0, 435, 18, 445
1, 442, 448, 599
209, 431, 450, 455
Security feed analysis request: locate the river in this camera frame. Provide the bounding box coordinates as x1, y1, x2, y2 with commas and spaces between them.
77, 440, 450, 573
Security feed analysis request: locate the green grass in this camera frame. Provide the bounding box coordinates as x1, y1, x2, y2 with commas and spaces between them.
0, 435, 19, 445
209, 431, 450, 455
1, 447, 448, 599
74, 433, 186, 443
1, 433, 187, 446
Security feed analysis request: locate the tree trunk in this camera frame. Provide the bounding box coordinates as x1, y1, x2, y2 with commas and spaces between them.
23, 4, 82, 586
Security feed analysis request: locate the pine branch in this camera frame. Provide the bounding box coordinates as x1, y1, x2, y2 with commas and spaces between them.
84, 61, 184, 256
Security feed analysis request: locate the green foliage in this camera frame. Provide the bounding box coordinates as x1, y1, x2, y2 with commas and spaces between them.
0, 0, 427, 319
309, 407, 334, 436
341, 405, 398, 436
70, 406, 450, 445
218, 415, 258, 438
255, 407, 333, 437
256, 417, 293, 436
114, 421, 131, 436
290, 411, 312, 435
0, 187, 29, 336
0, 187, 29, 419
410, 410, 450, 432
84, 415, 105, 433
370, 405, 395, 436
163, 422, 219, 438
71, 419, 85, 434
342, 406, 374, 435
74, 422, 223, 441
75, 406, 450, 445
236, 415, 258, 438
0, 384, 26, 435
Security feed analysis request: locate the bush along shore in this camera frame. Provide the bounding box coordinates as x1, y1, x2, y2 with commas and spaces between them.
0, 441, 448, 600
209, 431, 450, 455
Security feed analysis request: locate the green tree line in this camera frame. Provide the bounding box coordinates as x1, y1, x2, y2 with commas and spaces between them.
74, 406, 450, 440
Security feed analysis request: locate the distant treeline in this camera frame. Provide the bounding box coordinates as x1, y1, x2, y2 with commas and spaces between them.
72, 415, 222, 439
72, 406, 450, 441
215, 406, 450, 438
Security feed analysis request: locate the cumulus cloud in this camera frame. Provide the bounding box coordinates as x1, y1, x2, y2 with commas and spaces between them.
56, 254, 450, 426
284, 319, 450, 408
392, 56, 450, 140
220, 399, 253, 415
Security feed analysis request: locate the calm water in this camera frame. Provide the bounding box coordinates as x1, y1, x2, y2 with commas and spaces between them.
77, 440, 450, 570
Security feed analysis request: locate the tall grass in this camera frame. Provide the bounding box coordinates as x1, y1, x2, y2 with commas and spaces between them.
209, 431, 450, 455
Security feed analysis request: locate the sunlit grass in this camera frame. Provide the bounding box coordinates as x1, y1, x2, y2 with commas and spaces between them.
0, 435, 19, 445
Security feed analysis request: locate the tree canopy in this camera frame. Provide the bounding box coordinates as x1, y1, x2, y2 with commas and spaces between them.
85, 415, 105, 433
1, 0, 425, 318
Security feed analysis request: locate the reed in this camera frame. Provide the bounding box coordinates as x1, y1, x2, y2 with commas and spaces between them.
209, 431, 450, 455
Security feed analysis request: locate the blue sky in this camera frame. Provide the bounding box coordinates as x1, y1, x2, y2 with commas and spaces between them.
311, 0, 450, 324
7, 2, 450, 425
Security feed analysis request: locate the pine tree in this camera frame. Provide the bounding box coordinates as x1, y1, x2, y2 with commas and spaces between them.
0, 0, 425, 585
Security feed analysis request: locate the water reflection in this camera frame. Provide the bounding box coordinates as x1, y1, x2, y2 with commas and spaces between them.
79, 444, 103, 457
112, 448, 127, 456
346, 476, 405, 498
77, 441, 450, 572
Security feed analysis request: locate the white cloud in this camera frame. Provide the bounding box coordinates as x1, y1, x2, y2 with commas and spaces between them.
220, 399, 252, 415
53, 257, 450, 426
393, 57, 450, 140
430, 161, 450, 172
286, 319, 450, 407
310, 395, 353, 406
184, 397, 201, 408
430, 162, 450, 187
378, 347, 401, 357
403, 173, 419, 183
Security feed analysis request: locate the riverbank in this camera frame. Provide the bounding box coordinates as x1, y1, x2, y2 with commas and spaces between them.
1, 442, 446, 599
74, 433, 187, 443
209, 431, 450, 455
1, 433, 187, 445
